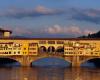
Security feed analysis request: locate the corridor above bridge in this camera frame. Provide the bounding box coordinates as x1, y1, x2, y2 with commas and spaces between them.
0, 38, 99, 67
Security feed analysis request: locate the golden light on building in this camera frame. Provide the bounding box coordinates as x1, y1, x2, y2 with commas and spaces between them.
0, 28, 100, 67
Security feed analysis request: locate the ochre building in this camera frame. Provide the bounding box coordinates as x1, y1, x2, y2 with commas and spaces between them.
0, 38, 100, 67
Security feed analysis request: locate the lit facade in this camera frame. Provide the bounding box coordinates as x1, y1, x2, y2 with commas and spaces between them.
0, 38, 99, 56
0, 38, 100, 67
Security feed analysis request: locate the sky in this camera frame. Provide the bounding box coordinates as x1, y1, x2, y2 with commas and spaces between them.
0, 0, 100, 37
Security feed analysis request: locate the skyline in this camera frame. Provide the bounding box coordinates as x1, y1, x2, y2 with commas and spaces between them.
0, 0, 100, 37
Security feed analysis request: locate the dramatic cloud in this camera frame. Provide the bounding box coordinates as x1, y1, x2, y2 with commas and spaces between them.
0, 6, 64, 18
70, 8, 100, 24
42, 24, 96, 36
0, 25, 33, 35
0, 24, 96, 38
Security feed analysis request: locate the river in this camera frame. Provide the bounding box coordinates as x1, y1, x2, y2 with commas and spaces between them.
0, 67, 100, 80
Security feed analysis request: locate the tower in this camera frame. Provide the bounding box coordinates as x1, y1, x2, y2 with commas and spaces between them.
0, 28, 12, 37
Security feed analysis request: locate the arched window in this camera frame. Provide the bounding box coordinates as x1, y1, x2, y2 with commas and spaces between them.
48, 46, 55, 53
56, 46, 64, 53
39, 46, 47, 53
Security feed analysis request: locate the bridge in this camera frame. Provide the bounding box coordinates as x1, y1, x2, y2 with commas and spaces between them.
0, 38, 100, 67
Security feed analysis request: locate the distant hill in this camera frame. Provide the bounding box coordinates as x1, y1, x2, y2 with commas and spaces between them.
79, 31, 100, 38
11, 34, 75, 38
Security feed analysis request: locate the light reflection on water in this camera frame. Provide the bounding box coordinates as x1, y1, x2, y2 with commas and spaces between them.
0, 67, 100, 80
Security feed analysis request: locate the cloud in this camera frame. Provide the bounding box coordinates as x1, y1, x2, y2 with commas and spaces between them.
42, 24, 96, 36
0, 6, 64, 18
70, 8, 100, 24
14, 27, 32, 35
0, 25, 33, 35
83, 29, 95, 35
1, 24, 96, 37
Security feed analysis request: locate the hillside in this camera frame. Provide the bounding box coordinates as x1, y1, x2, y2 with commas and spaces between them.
79, 31, 100, 38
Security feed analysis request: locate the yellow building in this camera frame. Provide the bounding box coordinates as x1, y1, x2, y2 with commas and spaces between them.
0, 38, 99, 56
0, 28, 12, 37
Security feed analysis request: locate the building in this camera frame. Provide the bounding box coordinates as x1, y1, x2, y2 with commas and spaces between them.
0, 28, 12, 37
0, 29, 99, 67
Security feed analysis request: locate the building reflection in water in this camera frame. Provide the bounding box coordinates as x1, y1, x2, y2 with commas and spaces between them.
37, 67, 64, 80
0, 67, 100, 80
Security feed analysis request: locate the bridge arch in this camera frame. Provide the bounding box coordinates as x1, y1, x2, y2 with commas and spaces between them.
0, 57, 21, 66
30, 57, 72, 67
80, 57, 100, 67
39, 46, 47, 53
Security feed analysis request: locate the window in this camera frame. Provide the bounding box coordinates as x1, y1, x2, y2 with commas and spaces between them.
29, 52, 32, 54
29, 43, 37, 46
18, 48, 21, 50
57, 41, 64, 44
91, 52, 93, 54
29, 48, 36, 50
8, 48, 12, 50
14, 43, 21, 47
13, 48, 17, 50
24, 48, 26, 50
9, 44, 12, 47
95, 53, 98, 54
14, 52, 16, 54
9, 52, 11, 54
39, 41, 46, 44
32, 52, 36, 54
48, 41, 55, 44
23, 52, 27, 54
18, 51, 20, 54
5, 52, 8, 54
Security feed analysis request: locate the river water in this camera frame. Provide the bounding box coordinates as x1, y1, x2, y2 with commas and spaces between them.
0, 67, 100, 80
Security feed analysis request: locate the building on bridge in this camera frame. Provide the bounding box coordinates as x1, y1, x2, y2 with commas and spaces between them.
0, 38, 99, 67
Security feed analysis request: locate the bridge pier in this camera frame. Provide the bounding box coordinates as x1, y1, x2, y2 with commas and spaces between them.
20, 56, 30, 67
8, 55, 82, 67
72, 56, 80, 67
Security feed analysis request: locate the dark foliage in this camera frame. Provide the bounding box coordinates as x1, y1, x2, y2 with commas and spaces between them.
79, 31, 100, 38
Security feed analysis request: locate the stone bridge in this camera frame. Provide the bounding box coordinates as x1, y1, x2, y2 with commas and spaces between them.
0, 38, 100, 67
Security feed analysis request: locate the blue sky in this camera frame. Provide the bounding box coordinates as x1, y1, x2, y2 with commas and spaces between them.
0, 0, 100, 37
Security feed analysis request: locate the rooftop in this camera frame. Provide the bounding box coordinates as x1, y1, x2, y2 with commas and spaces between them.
0, 37, 100, 40
0, 28, 12, 33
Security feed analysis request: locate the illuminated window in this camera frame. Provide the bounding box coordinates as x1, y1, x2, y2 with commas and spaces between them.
14, 43, 20, 47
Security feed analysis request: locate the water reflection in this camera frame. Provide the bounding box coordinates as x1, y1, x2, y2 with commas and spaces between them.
37, 67, 65, 80
0, 67, 100, 80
